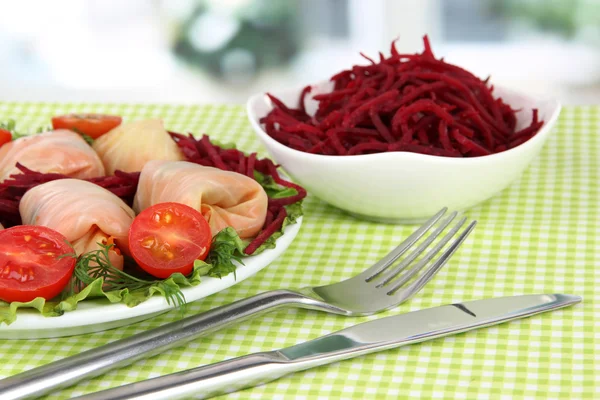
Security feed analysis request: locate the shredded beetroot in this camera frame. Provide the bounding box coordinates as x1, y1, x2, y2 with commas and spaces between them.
261, 36, 543, 157
244, 207, 287, 255
169, 132, 307, 254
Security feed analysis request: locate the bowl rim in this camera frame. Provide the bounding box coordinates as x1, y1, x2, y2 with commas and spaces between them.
246, 82, 562, 166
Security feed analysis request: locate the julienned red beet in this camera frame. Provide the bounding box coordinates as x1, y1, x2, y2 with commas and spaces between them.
261, 35, 544, 157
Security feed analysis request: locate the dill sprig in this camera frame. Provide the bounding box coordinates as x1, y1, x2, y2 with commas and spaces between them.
204, 228, 247, 279
65, 243, 187, 312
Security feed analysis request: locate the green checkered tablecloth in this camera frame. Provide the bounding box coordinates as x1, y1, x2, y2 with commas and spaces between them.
0, 102, 596, 399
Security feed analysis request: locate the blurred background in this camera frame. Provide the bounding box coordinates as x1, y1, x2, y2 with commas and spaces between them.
0, 0, 599, 104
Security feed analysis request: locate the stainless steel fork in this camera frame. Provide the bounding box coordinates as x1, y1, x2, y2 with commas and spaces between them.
0, 207, 476, 400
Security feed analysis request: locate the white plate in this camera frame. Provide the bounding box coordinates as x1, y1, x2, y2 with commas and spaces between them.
0, 217, 302, 339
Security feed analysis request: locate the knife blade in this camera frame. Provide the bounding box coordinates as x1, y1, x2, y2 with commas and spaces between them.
72, 293, 581, 400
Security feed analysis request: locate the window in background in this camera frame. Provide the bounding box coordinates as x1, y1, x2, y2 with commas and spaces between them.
438, 0, 600, 103
0, 0, 598, 104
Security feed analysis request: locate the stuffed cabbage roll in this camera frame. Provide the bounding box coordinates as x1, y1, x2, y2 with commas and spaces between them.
134, 160, 268, 239
0, 130, 105, 182
92, 119, 184, 175
20, 179, 136, 270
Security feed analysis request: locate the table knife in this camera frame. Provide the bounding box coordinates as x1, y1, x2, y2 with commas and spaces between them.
70, 293, 580, 400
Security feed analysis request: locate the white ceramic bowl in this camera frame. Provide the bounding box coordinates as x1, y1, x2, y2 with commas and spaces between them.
247, 81, 561, 222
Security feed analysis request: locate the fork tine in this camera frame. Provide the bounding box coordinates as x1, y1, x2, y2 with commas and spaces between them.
371, 211, 458, 286
387, 219, 477, 297
379, 216, 466, 288
362, 207, 447, 281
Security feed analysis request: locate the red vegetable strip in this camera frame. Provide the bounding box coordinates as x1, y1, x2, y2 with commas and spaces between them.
328, 130, 347, 155
459, 109, 494, 149
360, 52, 376, 65
393, 143, 462, 157
237, 152, 246, 174
330, 69, 353, 83
451, 130, 491, 156
246, 152, 257, 179
313, 88, 358, 101
422, 35, 435, 58
342, 90, 398, 128
328, 127, 380, 137
509, 135, 534, 149
347, 142, 389, 155
0, 199, 20, 213
380, 63, 395, 92
288, 136, 313, 150
399, 122, 412, 144
299, 85, 311, 114
317, 110, 343, 130
286, 123, 325, 137
307, 139, 330, 154
244, 207, 287, 255
438, 121, 453, 151
267, 93, 296, 115
510, 110, 541, 142
369, 110, 394, 143
264, 209, 274, 228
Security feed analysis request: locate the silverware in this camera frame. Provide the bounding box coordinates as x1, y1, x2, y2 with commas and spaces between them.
0, 208, 475, 400
74, 294, 582, 400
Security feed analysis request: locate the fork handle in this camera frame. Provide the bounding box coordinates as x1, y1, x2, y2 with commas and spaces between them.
0, 289, 314, 400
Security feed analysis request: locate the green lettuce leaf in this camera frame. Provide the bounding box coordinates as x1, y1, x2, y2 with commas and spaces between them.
200, 227, 247, 278
0, 263, 205, 326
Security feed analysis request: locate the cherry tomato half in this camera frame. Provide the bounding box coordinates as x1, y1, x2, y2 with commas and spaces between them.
0, 226, 76, 303
51, 113, 122, 139
0, 128, 12, 147
129, 202, 211, 279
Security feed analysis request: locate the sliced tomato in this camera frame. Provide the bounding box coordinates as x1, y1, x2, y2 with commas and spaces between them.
0, 128, 12, 147
51, 113, 122, 139
0, 226, 76, 303
129, 202, 211, 279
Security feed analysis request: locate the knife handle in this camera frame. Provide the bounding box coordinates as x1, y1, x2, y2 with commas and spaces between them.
0, 289, 318, 400
74, 351, 297, 400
